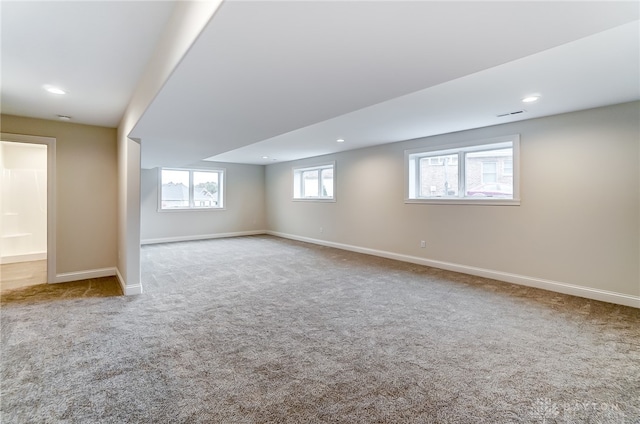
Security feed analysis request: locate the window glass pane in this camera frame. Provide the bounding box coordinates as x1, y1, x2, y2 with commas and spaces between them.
193, 171, 219, 207
293, 163, 335, 200
419, 154, 459, 197
503, 159, 513, 176
302, 170, 319, 197
482, 162, 497, 183
465, 148, 513, 198
161, 169, 189, 208
407, 138, 517, 203
321, 168, 333, 197
160, 169, 223, 210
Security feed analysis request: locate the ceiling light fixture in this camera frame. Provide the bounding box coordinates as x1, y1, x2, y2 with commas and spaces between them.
336, 138, 345, 143
262, 156, 269, 159
57, 115, 71, 121
522, 95, 540, 103
44, 85, 66, 95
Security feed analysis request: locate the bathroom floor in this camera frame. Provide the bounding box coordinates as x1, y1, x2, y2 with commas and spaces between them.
0, 260, 47, 292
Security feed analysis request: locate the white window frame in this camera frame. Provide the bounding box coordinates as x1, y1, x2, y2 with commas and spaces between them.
158, 167, 226, 212
405, 135, 520, 206
292, 161, 336, 202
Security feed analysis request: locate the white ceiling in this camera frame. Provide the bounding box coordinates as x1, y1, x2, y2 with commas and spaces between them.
131, 0, 640, 168
2, 1, 638, 168
0, 1, 175, 127
210, 20, 639, 164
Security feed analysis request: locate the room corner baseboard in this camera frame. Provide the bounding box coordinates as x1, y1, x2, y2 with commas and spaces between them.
267, 231, 640, 309
116, 268, 142, 296
140, 230, 267, 245
54, 267, 117, 284
55, 267, 142, 296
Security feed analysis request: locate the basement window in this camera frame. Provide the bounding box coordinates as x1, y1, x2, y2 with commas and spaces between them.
293, 162, 335, 201
405, 135, 520, 205
159, 168, 225, 211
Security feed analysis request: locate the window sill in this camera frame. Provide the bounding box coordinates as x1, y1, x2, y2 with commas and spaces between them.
405, 198, 520, 206
292, 198, 336, 203
158, 207, 226, 212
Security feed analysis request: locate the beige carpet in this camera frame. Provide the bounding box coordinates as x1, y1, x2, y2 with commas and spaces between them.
1, 235, 638, 423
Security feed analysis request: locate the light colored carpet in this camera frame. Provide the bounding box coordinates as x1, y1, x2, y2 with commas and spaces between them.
1, 235, 638, 423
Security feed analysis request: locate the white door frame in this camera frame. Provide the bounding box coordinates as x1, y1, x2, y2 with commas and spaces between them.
1, 133, 56, 283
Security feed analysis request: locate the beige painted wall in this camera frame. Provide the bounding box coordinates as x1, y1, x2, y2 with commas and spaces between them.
140, 161, 266, 242
266, 102, 640, 298
0, 114, 118, 274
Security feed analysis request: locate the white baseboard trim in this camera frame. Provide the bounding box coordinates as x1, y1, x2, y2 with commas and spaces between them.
56, 267, 142, 296
54, 267, 117, 284
116, 267, 143, 296
1, 252, 47, 264
141, 230, 267, 245
267, 231, 640, 309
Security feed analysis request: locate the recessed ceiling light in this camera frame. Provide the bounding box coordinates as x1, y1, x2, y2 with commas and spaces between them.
262, 156, 269, 159
44, 85, 66, 95
57, 115, 71, 121
522, 95, 540, 103
336, 138, 345, 143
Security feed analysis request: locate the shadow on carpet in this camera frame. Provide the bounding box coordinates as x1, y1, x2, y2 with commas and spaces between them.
0, 276, 122, 305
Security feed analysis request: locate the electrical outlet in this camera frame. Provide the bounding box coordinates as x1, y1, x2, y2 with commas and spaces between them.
320, 227, 324, 233
420, 240, 426, 248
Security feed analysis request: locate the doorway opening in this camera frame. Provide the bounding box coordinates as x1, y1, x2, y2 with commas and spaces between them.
0, 134, 56, 291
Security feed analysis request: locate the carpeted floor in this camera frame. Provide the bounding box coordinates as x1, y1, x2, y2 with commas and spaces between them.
1, 235, 639, 423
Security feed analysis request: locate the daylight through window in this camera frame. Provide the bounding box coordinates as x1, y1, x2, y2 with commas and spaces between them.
406, 135, 519, 204
293, 163, 335, 200
160, 168, 225, 210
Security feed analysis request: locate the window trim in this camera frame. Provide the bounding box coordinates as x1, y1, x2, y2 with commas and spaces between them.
158, 167, 226, 212
404, 135, 520, 206
292, 161, 336, 202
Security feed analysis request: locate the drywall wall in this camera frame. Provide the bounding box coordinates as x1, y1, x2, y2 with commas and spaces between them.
117, 1, 222, 294
140, 161, 266, 243
115, 131, 142, 294
0, 142, 47, 263
0, 115, 117, 275
265, 102, 640, 304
